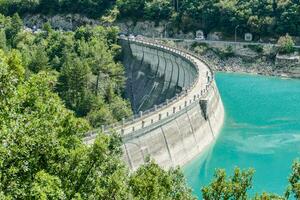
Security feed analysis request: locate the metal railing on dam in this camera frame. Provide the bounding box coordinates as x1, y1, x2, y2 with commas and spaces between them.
84, 38, 225, 170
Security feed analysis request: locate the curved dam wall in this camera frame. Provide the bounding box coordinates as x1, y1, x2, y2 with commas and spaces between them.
121, 39, 197, 113
84, 39, 225, 171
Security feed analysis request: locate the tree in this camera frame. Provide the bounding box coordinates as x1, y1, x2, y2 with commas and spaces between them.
0, 29, 7, 51
277, 34, 295, 54
286, 160, 300, 199
5, 13, 23, 41
0, 49, 24, 103
38, 0, 59, 14
201, 162, 300, 200
201, 168, 255, 200
144, 0, 173, 25
42, 21, 53, 37
28, 45, 49, 73
30, 171, 65, 200
129, 160, 196, 200
57, 54, 91, 116
117, 0, 146, 20
253, 193, 285, 200
86, 104, 116, 128
0, 56, 131, 199
109, 96, 132, 121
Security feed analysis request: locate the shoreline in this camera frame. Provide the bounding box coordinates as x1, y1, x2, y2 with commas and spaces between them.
216, 68, 297, 79
198, 50, 300, 79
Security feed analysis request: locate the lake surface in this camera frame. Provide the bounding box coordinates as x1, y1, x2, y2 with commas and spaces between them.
184, 72, 300, 198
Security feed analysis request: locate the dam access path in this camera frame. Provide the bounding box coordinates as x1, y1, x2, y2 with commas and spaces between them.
84, 37, 225, 170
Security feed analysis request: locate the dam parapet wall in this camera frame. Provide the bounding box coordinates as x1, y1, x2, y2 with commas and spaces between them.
84, 38, 225, 170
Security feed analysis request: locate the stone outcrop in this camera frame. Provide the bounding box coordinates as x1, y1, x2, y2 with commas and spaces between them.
23, 14, 195, 39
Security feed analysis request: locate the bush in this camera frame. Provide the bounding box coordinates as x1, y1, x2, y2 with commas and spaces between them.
247, 44, 264, 53
191, 43, 209, 55
213, 46, 234, 59
277, 34, 295, 54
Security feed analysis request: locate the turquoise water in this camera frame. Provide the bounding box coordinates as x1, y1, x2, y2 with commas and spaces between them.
184, 72, 300, 198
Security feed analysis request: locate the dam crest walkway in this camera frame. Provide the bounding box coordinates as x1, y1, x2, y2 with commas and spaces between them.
84, 38, 225, 170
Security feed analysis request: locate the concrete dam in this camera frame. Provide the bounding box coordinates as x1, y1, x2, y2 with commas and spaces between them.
84, 38, 225, 170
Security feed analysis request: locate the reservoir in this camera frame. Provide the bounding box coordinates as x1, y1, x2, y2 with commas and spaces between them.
184, 72, 300, 198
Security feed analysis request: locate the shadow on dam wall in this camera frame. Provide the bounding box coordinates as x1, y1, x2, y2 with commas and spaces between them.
117, 39, 225, 170
120, 39, 197, 114
84, 39, 224, 171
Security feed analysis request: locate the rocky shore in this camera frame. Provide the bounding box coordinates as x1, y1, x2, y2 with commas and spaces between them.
202, 50, 276, 76
191, 47, 300, 79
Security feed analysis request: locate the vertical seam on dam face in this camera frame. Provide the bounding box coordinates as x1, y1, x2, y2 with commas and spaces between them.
84, 38, 225, 170
124, 143, 133, 170
160, 52, 169, 104
160, 126, 174, 167
185, 109, 199, 149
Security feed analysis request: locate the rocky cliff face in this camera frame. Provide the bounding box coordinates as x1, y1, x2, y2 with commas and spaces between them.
23, 14, 195, 39
23, 14, 100, 30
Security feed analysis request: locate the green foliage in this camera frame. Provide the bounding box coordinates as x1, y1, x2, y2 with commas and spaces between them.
144, 0, 173, 24
87, 105, 116, 127
5, 13, 23, 41
212, 45, 235, 59
1, 0, 300, 37
202, 168, 255, 200
0, 29, 7, 50
28, 45, 49, 73
58, 55, 92, 116
0, 49, 24, 100
246, 44, 264, 54
277, 34, 295, 54
286, 160, 300, 199
117, 0, 146, 20
253, 193, 285, 200
192, 43, 209, 55
30, 171, 65, 200
129, 160, 196, 200
0, 0, 115, 18
0, 13, 132, 128
203, 161, 300, 199
0, 54, 90, 198
109, 96, 133, 121
117, 0, 173, 23
0, 49, 194, 198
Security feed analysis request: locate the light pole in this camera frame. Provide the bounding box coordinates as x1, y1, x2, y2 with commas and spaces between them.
235, 25, 240, 43
173, 0, 179, 11
164, 22, 172, 38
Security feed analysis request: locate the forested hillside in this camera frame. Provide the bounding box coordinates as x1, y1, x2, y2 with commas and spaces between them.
0, 13, 132, 128
1, 0, 300, 37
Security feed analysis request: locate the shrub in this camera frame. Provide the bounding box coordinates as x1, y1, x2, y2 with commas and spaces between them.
277, 34, 295, 54
247, 44, 264, 53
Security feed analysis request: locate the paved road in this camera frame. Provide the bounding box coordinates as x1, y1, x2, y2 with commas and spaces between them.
156, 37, 300, 48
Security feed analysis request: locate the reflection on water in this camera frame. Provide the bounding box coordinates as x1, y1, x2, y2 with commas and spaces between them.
184, 73, 300, 199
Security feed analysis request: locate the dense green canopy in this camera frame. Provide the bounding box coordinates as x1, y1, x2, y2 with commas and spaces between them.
1, 0, 300, 37
0, 13, 133, 128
